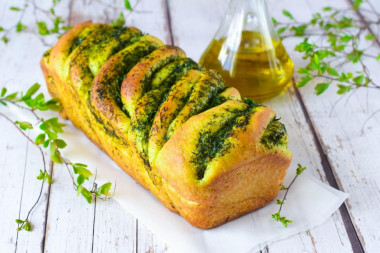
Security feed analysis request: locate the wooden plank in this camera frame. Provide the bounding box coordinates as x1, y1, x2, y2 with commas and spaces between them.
15, 144, 52, 253
43, 163, 95, 253
0, 0, 56, 252
137, 221, 168, 253
14, 0, 64, 249
0, 1, 29, 251
41, 1, 96, 252
357, 0, 380, 45
0, 122, 27, 252
92, 199, 137, 253
277, 0, 380, 251
167, 0, 354, 252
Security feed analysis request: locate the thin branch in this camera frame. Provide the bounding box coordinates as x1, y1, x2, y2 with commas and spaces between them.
0, 111, 47, 231
361, 109, 380, 134
278, 174, 299, 214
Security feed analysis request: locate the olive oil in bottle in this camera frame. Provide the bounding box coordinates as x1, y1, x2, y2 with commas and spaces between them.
199, 0, 294, 101
199, 31, 294, 101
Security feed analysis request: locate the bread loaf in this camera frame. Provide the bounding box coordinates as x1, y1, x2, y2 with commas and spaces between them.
40, 21, 292, 229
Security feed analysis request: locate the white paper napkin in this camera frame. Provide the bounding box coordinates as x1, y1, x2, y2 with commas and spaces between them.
6, 105, 348, 253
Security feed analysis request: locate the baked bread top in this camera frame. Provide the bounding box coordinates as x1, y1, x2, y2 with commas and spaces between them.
41, 21, 292, 229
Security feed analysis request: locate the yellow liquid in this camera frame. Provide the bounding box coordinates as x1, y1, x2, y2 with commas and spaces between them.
199, 31, 294, 101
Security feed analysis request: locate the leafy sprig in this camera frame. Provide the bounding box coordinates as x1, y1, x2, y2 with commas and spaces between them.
0, 83, 113, 231
15, 219, 31, 231
111, 13, 126, 28
0, 0, 134, 45
272, 164, 307, 227
273, 1, 380, 96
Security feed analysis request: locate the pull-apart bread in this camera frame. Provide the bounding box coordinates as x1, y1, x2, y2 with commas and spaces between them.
40, 21, 292, 229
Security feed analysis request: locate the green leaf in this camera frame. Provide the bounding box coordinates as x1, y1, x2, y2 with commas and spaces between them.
35, 133, 46, 145
77, 175, 85, 185
52, 0, 61, 6
37, 169, 52, 184
5, 92, 18, 100
277, 27, 287, 36
77, 185, 92, 203
50, 143, 62, 164
309, 54, 321, 70
297, 67, 309, 74
377, 54, 380, 61
2, 36, 8, 44
22, 83, 40, 101
1, 87, 6, 97
96, 182, 112, 196
10, 7, 21, 11
16, 22, 26, 32
282, 10, 294, 20
50, 152, 62, 164
110, 12, 125, 28
15, 121, 33, 130
322, 6, 332, 11
50, 8, 55, 15
56, 139, 67, 149
272, 212, 293, 227
272, 17, 278, 25
15, 219, 23, 224
296, 163, 307, 175
296, 75, 313, 88
73, 162, 87, 167
124, 0, 132, 11
315, 82, 330, 95
72, 163, 92, 180
338, 72, 349, 82
365, 34, 375, 40
352, 0, 363, 10
37, 169, 44, 180
0, 101, 7, 106
15, 219, 32, 231
276, 199, 284, 205
37, 21, 50, 36
51, 16, 65, 34
340, 34, 353, 42
326, 66, 339, 76
272, 212, 280, 221
314, 54, 320, 66
23, 220, 31, 231
353, 74, 365, 85
76, 185, 83, 196
280, 185, 287, 190
45, 98, 62, 111
43, 140, 49, 148
0, 27, 4, 32
61, 26, 73, 32
337, 84, 351, 95
40, 117, 65, 140
279, 217, 293, 227
290, 25, 307, 36
45, 173, 52, 184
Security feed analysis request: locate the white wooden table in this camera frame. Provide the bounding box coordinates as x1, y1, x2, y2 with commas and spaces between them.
1, 0, 379, 252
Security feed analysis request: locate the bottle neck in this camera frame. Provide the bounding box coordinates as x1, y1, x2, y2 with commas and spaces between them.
215, 0, 278, 42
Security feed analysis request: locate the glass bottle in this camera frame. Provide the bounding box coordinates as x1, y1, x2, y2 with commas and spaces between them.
199, 0, 294, 101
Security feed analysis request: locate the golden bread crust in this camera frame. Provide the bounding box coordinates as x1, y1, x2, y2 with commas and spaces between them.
41, 21, 292, 229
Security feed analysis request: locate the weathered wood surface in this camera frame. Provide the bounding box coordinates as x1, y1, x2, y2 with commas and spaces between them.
0, 0, 379, 252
